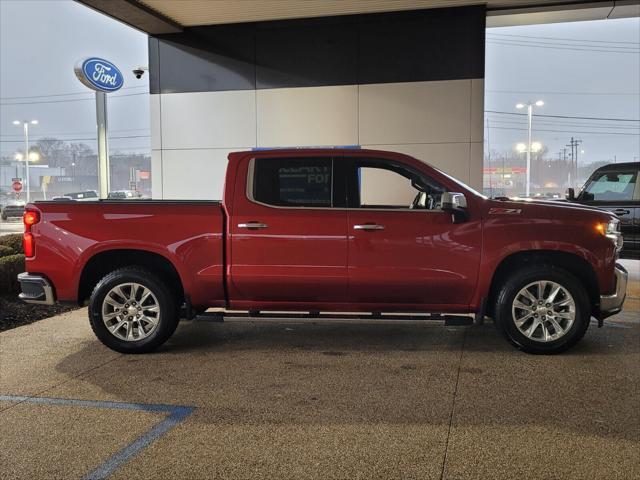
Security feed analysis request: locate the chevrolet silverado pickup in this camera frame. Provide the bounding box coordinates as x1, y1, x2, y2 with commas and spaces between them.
18, 148, 628, 354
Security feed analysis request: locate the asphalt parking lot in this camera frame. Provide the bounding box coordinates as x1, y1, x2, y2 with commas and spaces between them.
1, 261, 638, 480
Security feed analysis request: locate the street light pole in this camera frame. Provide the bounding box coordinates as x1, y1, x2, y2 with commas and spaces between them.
516, 101, 544, 197
13, 119, 38, 203
23, 122, 30, 203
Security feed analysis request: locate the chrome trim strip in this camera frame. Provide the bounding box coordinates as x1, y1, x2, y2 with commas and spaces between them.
353, 224, 385, 231
17, 272, 55, 306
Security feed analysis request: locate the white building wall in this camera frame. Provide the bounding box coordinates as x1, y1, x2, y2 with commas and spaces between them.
150, 78, 484, 199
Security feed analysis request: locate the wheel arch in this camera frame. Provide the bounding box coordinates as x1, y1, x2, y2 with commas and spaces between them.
77, 249, 184, 306
486, 250, 599, 318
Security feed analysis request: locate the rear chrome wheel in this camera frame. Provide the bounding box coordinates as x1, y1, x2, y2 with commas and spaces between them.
89, 267, 179, 354
101, 283, 161, 341
512, 280, 576, 343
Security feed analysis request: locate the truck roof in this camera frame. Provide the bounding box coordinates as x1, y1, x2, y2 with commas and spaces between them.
592, 161, 639, 171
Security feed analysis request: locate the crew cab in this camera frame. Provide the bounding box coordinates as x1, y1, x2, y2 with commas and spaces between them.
18, 149, 628, 354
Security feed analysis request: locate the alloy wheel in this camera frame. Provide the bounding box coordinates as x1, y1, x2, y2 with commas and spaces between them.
511, 280, 576, 343
101, 283, 161, 341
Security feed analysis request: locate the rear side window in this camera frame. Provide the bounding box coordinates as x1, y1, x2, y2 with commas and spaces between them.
252, 157, 334, 207
583, 170, 637, 201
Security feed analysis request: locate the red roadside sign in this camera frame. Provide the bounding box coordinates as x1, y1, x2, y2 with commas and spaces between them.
12, 180, 23, 193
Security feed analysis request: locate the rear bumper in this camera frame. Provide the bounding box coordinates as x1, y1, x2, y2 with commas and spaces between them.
17, 273, 55, 305
598, 263, 628, 319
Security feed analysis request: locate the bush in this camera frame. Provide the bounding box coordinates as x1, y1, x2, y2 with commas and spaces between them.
0, 234, 23, 254
0, 245, 15, 258
0, 254, 24, 294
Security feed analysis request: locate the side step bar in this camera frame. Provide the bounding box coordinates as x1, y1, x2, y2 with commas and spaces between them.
193, 310, 474, 326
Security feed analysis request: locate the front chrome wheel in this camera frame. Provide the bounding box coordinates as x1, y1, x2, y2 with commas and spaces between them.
512, 280, 576, 343
101, 283, 161, 341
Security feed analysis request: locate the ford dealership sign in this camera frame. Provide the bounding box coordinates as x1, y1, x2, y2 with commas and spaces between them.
74, 57, 123, 92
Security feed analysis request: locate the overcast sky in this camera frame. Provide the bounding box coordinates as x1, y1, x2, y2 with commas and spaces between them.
1, 0, 639, 164
0, 0, 149, 156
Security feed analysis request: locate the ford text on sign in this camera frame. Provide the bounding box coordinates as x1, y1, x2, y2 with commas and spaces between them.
74, 57, 124, 92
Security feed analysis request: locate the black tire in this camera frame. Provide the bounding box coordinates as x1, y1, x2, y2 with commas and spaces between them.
494, 265, 591, 354
88, 267, 179, 353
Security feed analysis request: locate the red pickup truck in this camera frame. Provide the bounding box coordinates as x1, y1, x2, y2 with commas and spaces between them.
18, 148, 627, 354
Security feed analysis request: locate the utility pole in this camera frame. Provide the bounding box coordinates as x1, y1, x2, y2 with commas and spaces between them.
560, 147, 569, 186
566, 138, 582, 187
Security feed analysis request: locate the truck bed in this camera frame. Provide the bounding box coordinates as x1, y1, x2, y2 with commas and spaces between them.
26, 200, 226, 307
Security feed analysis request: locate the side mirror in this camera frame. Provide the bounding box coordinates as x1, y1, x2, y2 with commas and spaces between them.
441, 192, 468, 223
565, 188, 575, 201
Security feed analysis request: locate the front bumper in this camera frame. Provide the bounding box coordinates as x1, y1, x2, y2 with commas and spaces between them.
598, 263, 628, 319
17, 273, 55, 305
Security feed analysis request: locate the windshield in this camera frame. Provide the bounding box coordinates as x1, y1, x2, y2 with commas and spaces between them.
581, 170, 637, 201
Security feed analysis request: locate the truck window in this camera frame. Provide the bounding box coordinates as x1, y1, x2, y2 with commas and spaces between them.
582, 170, 637, 201
352, 160, 444, 210
251, 157, 334, 208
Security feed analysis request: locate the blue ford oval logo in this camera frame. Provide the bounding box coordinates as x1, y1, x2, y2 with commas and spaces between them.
74, 57, 124, 92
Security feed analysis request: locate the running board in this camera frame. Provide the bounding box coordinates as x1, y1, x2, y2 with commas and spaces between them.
193, 311, 474, 325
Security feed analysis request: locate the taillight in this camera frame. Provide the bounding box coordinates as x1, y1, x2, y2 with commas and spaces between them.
23, 209, 40, 258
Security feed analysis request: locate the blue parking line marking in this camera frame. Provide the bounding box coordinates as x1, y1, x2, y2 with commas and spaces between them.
0, 394, 195, 479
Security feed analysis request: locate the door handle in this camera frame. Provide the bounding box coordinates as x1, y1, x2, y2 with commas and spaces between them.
612, 209, 630, 215
353, 224, 385, 231
237, 222, 268, 229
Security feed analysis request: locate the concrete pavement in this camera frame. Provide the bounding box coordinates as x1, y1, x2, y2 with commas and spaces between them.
1, 261, 638, 479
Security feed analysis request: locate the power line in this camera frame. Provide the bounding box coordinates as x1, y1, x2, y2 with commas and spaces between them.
486, 40, 640, 54
0, 85, 148, 101
487, 89, 639, 96
486, 32, 640, 45
485, 110, 640, 122
0, 92, 149, 106
486, 125, 639, 136
0, 135, 150, 143
486, 37, 639, 51
487, 119, 640, 130
0, 128, 150, 138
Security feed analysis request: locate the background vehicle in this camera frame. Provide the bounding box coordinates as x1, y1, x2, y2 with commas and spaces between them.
566, 162, 639, 258
1, 200, 25, 220
50, 190, 100, 202
18, 149, 627, 355
108, 190, 143, 199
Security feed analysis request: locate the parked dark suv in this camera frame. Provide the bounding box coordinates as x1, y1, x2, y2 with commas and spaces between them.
567, 162, 639, 258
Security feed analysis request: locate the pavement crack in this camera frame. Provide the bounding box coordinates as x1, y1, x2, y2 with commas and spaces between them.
439, 327, 468, 480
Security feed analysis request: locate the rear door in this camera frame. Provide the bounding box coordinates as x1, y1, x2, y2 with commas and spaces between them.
579, 167, 639, 255
228, 155, 349, 308
344, 157, 482, 310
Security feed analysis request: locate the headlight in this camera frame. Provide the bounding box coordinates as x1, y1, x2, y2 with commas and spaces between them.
597, 219, 623, 251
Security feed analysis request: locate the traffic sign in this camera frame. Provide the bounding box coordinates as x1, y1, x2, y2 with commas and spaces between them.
12, 181, 23, 193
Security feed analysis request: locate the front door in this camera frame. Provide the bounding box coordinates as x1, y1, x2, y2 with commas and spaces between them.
228, 156, 349, 308
345, 157, 481, 310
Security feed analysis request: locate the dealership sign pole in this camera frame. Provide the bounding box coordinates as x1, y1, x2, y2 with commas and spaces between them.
74, 58, 124, 199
